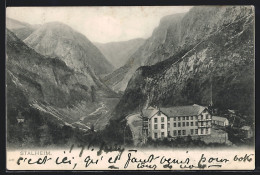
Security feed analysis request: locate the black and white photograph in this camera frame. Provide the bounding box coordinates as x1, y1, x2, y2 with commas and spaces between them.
6, 6, 255, 170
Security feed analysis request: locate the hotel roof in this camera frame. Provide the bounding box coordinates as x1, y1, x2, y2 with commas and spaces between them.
142, 104, 207, 118
160, 104, 206, 117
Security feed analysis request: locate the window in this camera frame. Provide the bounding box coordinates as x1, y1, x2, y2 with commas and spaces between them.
191, 129, 194, 135
168, 131, 170, 136
174, 117, 176, 121
167, 123, 170, 128
161, 132, 165, 138
191, 122, 194, 126
161, 124, 164, 129
186, 116, 189, 120
186, 122, 189, 126
178, 117, 181, 121
174, 123, 177, 127
174, 130, 177, 136
195, 116, 198, 120
168, 118, 170, 122
161, 117, 164, 122
183, 122, 185, 127
178, 130, 181, 136
154, 133, 158, 138
182, 116, 185, 120
191, 116, 193, 120
206, 114, 208, 119
182, 130, 186, 135
178, 122, 181, 127
154, 118, 157, 123
206, 128, 208, 134
195, 129, 198, 135
195, 122, 198, 126
201, 128, 204, 134
154, 124, 158, 129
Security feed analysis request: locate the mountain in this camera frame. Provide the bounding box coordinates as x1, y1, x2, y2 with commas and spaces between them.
24, 22, 114, 75
112, 6, 254, 120
103, 13, 185, 92
94, 38, 145, 68
6, 29, 119, 133
6, 17, 39, 40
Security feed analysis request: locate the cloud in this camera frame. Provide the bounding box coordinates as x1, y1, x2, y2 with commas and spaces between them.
6, 6, 192, 43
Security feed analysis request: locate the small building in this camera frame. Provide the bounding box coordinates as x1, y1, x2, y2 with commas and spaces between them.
212, 116, 229, 127
241, 126, 253, 138
142, 104, 212, 140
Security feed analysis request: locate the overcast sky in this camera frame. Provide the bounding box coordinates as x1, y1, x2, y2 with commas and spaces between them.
6, 6, 192, 43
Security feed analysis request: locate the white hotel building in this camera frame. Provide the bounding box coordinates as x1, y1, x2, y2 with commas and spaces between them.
142, 104, 212, 140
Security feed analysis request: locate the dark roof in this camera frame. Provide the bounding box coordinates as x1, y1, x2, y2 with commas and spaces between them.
212, 116, 228, 122
160, 104, 206, 117
142, 107, 159, 119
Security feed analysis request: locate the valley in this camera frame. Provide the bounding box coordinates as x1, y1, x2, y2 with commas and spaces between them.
6, 6, 254, 148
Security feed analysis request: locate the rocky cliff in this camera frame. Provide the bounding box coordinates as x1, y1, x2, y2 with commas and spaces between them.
105, 7, 255, 93
7, 29, 119, 131
24, 22, 114, 75
112, 6, 254, 120
103, 13, 185, 92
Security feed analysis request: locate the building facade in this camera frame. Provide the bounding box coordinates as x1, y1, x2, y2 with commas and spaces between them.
142, 104, 212, 140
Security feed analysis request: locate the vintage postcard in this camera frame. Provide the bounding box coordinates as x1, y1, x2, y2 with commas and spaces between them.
6, 6, 255, 170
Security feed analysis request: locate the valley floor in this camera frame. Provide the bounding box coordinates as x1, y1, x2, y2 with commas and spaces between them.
31, 97, 120, 132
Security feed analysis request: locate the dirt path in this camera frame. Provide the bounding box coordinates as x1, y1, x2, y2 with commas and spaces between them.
126, 113, 143, 146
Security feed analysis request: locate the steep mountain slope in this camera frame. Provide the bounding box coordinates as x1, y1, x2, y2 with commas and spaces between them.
24, 22, 114, 75
112, 6, 254, 120
94, 38, 145, 68
6, 17, 39, 40
105, 6, 255, 93
103, 13, 185, 92
6, 29, 119, 131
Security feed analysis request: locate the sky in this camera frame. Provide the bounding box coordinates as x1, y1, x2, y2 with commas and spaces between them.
6, 6, 192, 43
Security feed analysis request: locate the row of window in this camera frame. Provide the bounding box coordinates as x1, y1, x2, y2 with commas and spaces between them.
154, 117, 163, 123
153, 122, 196, 129
152, 121, 212, 129
154, 124, 165, 129
172, 116, 196, 121
154, 132, 165, 139
198, 121, 211, 127
170, 128, 209, 136
154, 115, 211, 123
172, 121, 197, 127
154, 128, 210, 138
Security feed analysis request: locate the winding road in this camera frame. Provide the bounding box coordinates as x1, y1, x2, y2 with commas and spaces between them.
126, 113, 143, 146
